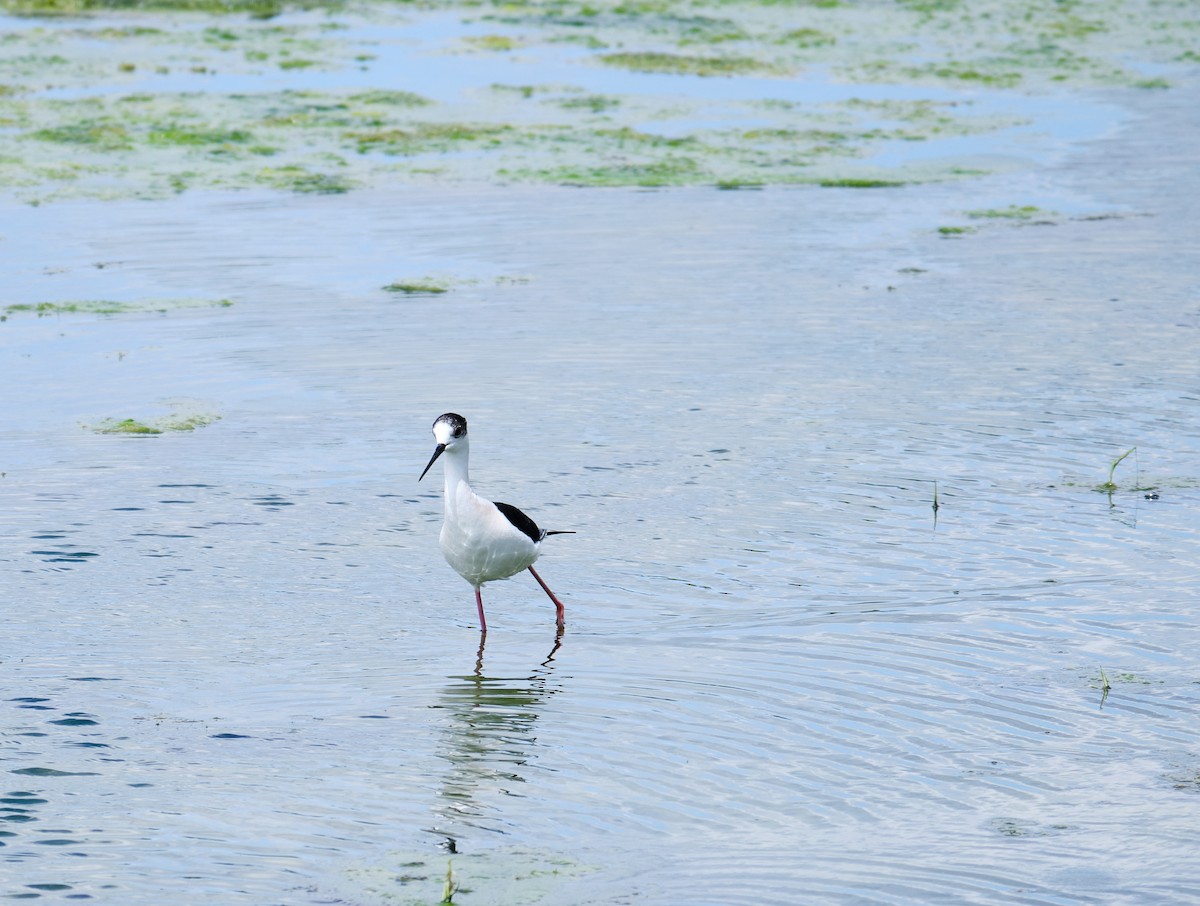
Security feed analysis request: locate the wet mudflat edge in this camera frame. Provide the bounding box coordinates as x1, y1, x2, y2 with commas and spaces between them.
2, 3, 1200, 906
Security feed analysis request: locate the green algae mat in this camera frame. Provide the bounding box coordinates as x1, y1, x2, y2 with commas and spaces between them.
0, 0, 1197, 201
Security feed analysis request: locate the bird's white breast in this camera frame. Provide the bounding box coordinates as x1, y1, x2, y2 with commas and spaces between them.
440, 481, 539, 587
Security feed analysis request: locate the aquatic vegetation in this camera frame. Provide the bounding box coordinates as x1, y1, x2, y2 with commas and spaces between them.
0, 0, 320, 17
256, 165, 353, 193
595, 125, 694, 148
383, 279, 450, 294
599, 51, 780, 77
506, 155, 703, 187
465, 34, 519, 52
348, 122, 514, 156
556, 94, 621, 113
349, 89, 431, 107
2, 298, 232, 319
278, 57, 320, 70
966, 204, 1050, 220
818, 177, 907, 188
780, 27, 836, 48
147, 126, 253, 146
160, 413, 222, 431
920, 62, 1023, 88
91, 412, 222, 434
94, 418, 162, 435
441, 860, 457, 904
491, 83, 538, 99
0, 0, 1195, 199
937, 225, 976, 235
32, 122, 132, 151
1096, 447, 1136, 493
93, 25, 165, 38
3, 300, 134, 317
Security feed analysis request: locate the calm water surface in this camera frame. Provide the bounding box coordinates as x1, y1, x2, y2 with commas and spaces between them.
2, 80, 1200, 903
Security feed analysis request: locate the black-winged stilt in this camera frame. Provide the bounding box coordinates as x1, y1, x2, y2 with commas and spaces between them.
419, 412, 571, 633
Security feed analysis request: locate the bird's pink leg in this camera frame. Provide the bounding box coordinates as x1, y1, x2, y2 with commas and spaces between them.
474, 586, 487, 634
528, 566, 565, 628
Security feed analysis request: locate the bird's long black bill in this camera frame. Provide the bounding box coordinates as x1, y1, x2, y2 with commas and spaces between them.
419, 443, 446, 482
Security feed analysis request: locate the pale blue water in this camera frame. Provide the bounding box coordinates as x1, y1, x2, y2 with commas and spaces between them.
2, 14, 1200, 906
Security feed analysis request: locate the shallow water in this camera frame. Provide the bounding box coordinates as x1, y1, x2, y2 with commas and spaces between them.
0, 1, 1167, 198
3, 48, 1200, 906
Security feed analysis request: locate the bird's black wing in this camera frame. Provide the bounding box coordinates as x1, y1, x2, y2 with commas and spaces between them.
494, 501, 544, 544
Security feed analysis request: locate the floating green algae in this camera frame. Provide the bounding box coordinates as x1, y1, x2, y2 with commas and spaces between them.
556, 93, 621, 113
255, 164, 354, 193
348, 89, 431, 107
348, 122, 515, 156
147, 126, 254, 146
464, 33, 519, 52
965, 204, 1053, 220
383, 274, 529, 293
818, 177, 908, 188
32, 122, 133, 152
383, 278, 450, 295
0, 0, 1195, 200
512, 155, 704, 187
0, 0, 326, 17
94, 418, 163, 435
779, 27, 837, 48
91, 411, 222, 435
599, 50, 782, 77
2, 298, 232, 319
161, 413, 222, 431
4, 300, 137, 316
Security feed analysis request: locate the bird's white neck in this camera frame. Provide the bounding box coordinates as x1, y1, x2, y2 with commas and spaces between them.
441, 440, 471, 511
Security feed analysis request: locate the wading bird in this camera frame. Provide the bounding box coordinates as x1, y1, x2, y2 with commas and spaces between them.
419, 412, 571, 633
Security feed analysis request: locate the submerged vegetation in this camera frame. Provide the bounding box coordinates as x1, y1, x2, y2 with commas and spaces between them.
2, 298, 233, 319
936, 203, 1062, 236
255, 165, 354, 193
0, 0, 1196, 198
91, 413, 221, 434
599, 50, 781, 77
966, 204, 1054, 221
95, 418, 162, 435
818, 177, 907, 188
0, 0, 325, 16
4, 300, 137, 317
383, 278, 451, 295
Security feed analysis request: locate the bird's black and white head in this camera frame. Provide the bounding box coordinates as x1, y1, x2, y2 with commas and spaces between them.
419, 412, 468, 481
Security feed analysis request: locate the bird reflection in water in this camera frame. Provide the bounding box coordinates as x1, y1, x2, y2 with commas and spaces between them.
428, 628, 564, 850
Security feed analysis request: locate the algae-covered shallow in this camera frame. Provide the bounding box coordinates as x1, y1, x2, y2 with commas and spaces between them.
94, 416, 163, 434
2, 297, 232, 318
0, 0, 1197, 199
382, 278, 449, 294
90, 412, 222, 433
